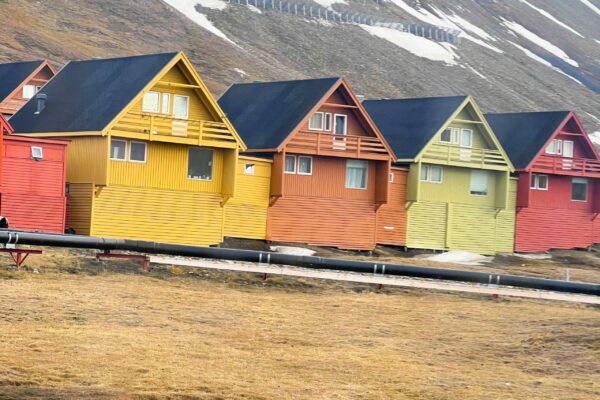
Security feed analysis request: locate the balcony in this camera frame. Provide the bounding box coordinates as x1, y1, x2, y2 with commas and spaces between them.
286, 130, 390, 160
421, 144, 508, 169
111, 112, 238, 148
531, 155, 600, 177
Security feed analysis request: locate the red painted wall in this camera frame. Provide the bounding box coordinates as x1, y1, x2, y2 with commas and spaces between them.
515, 174, 597, 252
0, 137, 67, 233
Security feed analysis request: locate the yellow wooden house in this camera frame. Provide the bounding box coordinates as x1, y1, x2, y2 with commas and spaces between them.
10, 52, 269, 246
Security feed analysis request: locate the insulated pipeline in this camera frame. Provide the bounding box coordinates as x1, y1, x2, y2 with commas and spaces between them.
0, 230, 598, 296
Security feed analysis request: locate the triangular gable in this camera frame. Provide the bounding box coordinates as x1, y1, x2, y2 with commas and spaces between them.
1, 60, 55, 105
279, 78, 396, 159
0, 114, 13, 135
525, 112, 600, 170
415, 96, 514, 171
105, 52, 246, 151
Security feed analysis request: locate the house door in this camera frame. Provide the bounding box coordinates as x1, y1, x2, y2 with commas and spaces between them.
562, 140, 574, 170
459, 129, 473, 162
172, 95, 190, 137
333, 114, 347, 150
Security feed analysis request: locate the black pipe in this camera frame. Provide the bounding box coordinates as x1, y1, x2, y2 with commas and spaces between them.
0, 230, 598, 296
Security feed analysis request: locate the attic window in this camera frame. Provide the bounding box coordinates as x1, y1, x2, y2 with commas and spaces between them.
31, 146, 43, 160
22, 85, 37, 99
142, 91, 160, 113
308, 112, 324, 131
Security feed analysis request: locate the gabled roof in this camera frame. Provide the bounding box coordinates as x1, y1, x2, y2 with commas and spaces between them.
10, 53, 179, 133
363, 96, 468, 160
0, 60, 51, 103
0, 113, 13, 135
218, 77, 341, 150
485, 111, 572, 169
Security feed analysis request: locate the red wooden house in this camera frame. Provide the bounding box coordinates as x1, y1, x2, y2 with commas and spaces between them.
487, 111, 600, 252
0, 114, 67, 233
219, 77, 404, 250
0, 60, 55, 117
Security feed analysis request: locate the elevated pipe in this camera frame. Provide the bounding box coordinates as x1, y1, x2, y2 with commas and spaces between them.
0, 230, 598, 296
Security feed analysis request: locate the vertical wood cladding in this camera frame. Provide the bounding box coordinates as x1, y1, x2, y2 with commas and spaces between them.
375, 167, 408, 246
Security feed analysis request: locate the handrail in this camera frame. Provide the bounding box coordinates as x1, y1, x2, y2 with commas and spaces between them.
423, 144, 507, 166
533, 155, 600, 175
288, 130, 388, 157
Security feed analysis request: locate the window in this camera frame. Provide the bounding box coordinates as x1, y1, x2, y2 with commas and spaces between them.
110, 139, 127, 161
563, 140, 574, 158
334, 114, 348, 135
572, 178, 588, 201
129, 141, 147, 163
308, 112, 324, 131
161, 93, 171, 114
440, 128, 452, 143
173, 95, 190, 119
461, 129, 473, 148
298, 156, 313, 175
470, 170, 488, 196
546, 139, 565, 155
22, 85, 36, 99
346, 159, 368, 189
324, 113, 332, 131
187, 147, 213, 180
389, 173, 394, 183
530, 174, 549, 190
31, 146, 43, 160
244, 163, 255, 175
420, 165, 443, 183
142, 91, 160, 113
284, 155, 296, 174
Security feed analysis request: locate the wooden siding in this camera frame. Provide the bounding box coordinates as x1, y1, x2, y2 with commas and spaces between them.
375, 168, 408, 246
66, 183, 94, 235
267, 196, 377, 250
91, 186, 224, 246
108, 141, 223, 193
1, 137, 67, 233
224, 157, 271, 239
65, 136, 108, 185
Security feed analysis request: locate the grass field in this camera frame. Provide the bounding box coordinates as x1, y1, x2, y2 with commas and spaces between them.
0, 249, 599, 399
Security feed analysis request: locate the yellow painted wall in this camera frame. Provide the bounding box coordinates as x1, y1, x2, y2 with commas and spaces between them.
224, 157, 271, 239
65, 137, 108, 185
66, 183, 94, 235
108, 140, 223, 193
91, 185, 224, 246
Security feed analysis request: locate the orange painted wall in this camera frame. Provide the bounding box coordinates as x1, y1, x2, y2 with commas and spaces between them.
376, 167, 408, 246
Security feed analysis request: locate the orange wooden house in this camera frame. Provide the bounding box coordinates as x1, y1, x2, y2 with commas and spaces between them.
219, 77, 405, 250
0, 60, 55, 117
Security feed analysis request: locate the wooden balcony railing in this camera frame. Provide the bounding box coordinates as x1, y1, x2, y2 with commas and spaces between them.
112, 112, 238, 148
422, 144, 507, 168
532, 155, 600, 176
286, 131, 390, 160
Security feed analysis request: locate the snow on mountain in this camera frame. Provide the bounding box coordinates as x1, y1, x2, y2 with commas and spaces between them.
312, 0, 348, 8
580, 0, 600, 16
517, 0, 583, 38
162, 0, 235, 44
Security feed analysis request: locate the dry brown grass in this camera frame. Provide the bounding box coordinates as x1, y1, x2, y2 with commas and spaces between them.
0, 249, 599, 399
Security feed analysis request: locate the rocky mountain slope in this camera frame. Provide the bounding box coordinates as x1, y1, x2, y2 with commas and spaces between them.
1, 0, 599, 136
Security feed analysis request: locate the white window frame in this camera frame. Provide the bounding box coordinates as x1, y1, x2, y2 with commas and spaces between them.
142, 91, 160, 113
308, 112, 324, 131
187, 147, 214, 181
420, 165, 443, 183
284, 155, 297, 174
161, 93, 171, 115
297, 156, 313, 176
22, 84, 36, 99
173, 94, 190, 120
334, 114, 348, 136
110, 139, 127, 161
129, 141, 147, 163
345, 159, 368, 190
530, 174, 549, 191
244, 163, 255, 175
563, 140, 574, 158
460, 129, 473, 148
572, 178, 588, 202
31, 146, 43, 160
389, 172, 394, 183
440, 128, 452, 144
470, 170, 489, 196
324, 113, 332, 131
452, 128, 460, 144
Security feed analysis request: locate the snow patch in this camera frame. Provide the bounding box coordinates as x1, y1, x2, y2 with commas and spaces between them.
312, 0, 347, 8
513, 253, 552, 260
196, 0, 227, 10
270, 246, 316, 256
162, 0, 236, 45
508, 41, 583, 85
246, 4, 262, 13
424, 251, 493, 266
501, 20, 579, 67
466, 64, 488, 81
233, 67, 247, 77
361, 25, 459, 65
580, 0, 600, 16
517, 0, 583, 37
589, 132, 600, 146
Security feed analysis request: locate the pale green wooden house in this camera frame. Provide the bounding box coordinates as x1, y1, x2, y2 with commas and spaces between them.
364, 96, 516, 254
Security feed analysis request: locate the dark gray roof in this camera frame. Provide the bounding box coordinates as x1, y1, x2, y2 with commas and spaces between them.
10, 53, 178, 133
0, 60, 45, 103
485, 111, 569, 169
218, 77, 339, 149
363, 96, 467, 159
